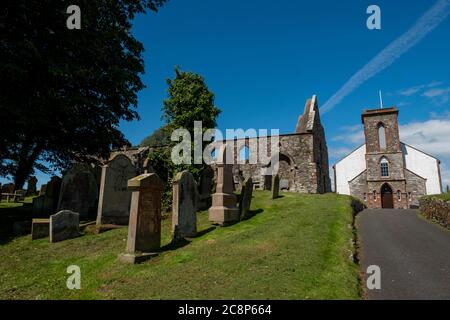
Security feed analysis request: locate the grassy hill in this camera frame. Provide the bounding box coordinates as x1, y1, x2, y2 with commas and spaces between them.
0, 191, 361, 300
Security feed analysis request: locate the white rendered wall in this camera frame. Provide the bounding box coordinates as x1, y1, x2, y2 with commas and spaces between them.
334, 145, 366, 195
402, 143, 442, 195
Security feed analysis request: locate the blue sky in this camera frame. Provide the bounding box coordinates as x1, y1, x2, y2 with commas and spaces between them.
4, 0, 450, 189
122, 0, 450, 187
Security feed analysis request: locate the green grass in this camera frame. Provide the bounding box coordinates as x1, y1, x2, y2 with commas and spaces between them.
0, 191, 361, 300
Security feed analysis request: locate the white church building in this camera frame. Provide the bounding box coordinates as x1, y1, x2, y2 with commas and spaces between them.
333, 107, 442, 209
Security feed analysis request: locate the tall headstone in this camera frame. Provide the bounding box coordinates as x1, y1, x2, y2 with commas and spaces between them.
172, 171, 198, 241
272, 174, 280, 199
208, 145, 239, 226
263, 175, 272, 191
26, 176, 38, 196
39, 184, 47, 196
197, 166, 214, 210
57, 163, 100, 219
96, 154, 136, 226
119, 173, 164, 264
32, 176, 62, 218
239, 177, 253, 220
49, 210, 80, 243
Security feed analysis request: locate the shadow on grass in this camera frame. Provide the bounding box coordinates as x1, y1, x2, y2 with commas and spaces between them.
192, 226, 216, 238
241, 208, 264, 221
272, 195, 285, 199
161, 238, 192, 252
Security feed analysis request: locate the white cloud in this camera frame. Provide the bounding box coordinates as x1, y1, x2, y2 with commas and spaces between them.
329, 147, 353, 159
331, 124, 365, 145
398, 81, 442, 96
400, 119, 450, 156
321, 0, 450, 114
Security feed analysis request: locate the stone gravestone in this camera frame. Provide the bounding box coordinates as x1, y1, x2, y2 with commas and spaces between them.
239, 177, 253, 220
119, 173, 164, 264
197, 166, 214, 210
172, 171, 198, 241
57, 163, 100, 219
96, 154, 136, 226
27, 176, 38, 196
280, 179, 289, 191
31, 218, 50, 240
39, 184, 47, 196
272, 174, 280, 199
32, 176, 62, 218
208, 145, 240, 226
49, 210, 80, 243
263, 175, 272, 191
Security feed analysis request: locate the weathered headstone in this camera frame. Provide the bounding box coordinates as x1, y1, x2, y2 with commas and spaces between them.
26, 176, 38, 196
272, 174, 280, 199
197, 166, 214, 210
57, 163, 100, 219
208, 145, 239, 226
96, 154, 136, 226
280, 179, 289, 191
39, 184, 47, 196
172, 171, 198, 241
239, 177, 253, 220
119, 173, 164, 264
31, 218, 50, 240
263, 175, 272, 191
32, 176, 62, 218
49, 210, 80, 243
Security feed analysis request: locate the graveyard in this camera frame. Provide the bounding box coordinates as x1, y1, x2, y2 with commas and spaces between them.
0, 191, 360, 299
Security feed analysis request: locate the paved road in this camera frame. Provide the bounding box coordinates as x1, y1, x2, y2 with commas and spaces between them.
357, 209, 450, 300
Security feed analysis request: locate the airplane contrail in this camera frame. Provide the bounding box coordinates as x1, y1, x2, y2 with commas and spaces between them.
320, 0, 450, 114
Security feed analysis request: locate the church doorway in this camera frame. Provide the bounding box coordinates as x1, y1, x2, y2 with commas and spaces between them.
381, 183, 394, 208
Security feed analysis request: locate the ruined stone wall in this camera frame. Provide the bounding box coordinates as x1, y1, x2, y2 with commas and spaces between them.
224, 131, 328, 194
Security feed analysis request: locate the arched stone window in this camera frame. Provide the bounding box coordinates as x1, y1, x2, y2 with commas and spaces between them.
397, 190, 401, 201
373, 190, 377, 200
239, 145, 249, 163
380, 157, 389, 177
378, 123, 387, 150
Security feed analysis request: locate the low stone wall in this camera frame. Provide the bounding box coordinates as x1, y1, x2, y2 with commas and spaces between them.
351, 197, 366, 215
419, 196, 450, 229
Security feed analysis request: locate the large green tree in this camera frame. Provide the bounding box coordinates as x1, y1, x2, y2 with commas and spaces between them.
147, 67, 221, 209
0, 0, 166, 189
162, 67, 221, 137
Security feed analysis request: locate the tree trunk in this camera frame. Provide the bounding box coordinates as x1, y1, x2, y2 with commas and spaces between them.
13, 143, 42, 191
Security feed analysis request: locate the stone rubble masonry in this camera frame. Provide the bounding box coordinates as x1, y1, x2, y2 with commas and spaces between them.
211, 96, 331, 195
420, 196, 450, 229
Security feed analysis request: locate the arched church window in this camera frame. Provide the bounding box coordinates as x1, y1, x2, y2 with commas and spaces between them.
397, 190, 401, 201
380, 157, 389, 177
378, 123, 387, 150
239, 145, 249, 163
